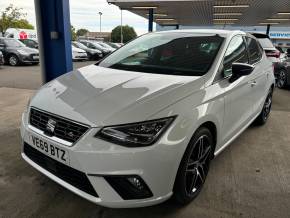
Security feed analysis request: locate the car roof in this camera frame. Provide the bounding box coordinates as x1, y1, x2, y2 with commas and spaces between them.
155, 29, 246, 37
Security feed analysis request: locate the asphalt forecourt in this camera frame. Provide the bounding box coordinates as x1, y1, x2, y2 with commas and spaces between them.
0, 85, 290, 217
0, 61, 96, 90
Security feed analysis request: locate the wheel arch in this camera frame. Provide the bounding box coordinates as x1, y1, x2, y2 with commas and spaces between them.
198, 121, 217, 158
7, 52, 20, 60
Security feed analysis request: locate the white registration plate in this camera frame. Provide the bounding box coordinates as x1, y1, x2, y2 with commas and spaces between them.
28, 134, 69, 164
33, 55, 39, 60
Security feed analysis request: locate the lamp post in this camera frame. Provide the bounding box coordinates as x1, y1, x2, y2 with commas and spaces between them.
120, 9, 123, 43
99, 12, 103, 32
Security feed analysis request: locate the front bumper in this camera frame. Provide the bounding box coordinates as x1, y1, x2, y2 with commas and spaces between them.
72, 53, 88, 61
19, 53, 39, 63
20, 110, 182, 208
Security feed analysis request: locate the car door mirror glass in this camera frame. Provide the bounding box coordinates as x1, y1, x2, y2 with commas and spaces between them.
229, 63, 255, 83
222, 64, 232, 78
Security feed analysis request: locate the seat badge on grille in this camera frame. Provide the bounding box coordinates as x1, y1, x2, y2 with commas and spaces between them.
67, 132, 74, 138
45, 118, 57, 136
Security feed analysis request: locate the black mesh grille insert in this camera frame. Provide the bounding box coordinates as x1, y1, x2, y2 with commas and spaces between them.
23, 143, 98, 198
104, 176, 153, 200
29, 108, 89, 143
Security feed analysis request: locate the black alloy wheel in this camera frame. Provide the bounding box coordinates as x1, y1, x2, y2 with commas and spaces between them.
173, 127, 213, 205
276, 70, 287, 89
262, 91, 273, 122
254, 88, 273, 125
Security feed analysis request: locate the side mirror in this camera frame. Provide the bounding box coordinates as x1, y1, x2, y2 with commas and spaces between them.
229, 63, 255, 83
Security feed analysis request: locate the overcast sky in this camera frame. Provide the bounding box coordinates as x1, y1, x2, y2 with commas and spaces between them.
0, 0, 152, 35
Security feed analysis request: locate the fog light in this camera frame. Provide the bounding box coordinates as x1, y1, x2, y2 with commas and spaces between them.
127, 177, 145, 190
105, 175, 153, 200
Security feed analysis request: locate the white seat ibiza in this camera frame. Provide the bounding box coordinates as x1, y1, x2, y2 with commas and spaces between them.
21, 30, 275, 208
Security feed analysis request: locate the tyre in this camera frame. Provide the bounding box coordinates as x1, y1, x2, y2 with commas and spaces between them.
8, 54, 19, 66
276, 69, 287, 89
173, 127, 214, 205
254, 88, 273, 126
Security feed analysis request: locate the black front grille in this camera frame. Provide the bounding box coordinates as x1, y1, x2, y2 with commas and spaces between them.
24, 143, 98, 198
29, 108, 89, 143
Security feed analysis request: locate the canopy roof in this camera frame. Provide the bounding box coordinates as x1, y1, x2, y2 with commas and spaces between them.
108, 0, 290, 26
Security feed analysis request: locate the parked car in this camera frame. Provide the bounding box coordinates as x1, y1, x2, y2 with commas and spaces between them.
0, 51, 4, 66
20, 39, 38, 49
115, 43, 124, 47
72, 41, 103, 60
0, 37, 39, 66
276, 46, 288, 62
21, 30, 274, 208
79, 40, 112, 56
287, 48, 290, 57
94, 41, 116, 53
251, 33, 289, 88
72, 45, 88, 61
105, 42, 120, 49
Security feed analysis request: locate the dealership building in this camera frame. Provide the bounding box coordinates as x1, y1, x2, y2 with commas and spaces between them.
157, 25, 290, 47
108, 0, 290, 47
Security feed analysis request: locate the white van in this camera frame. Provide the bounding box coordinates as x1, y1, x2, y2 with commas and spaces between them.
4, 28, 37, 40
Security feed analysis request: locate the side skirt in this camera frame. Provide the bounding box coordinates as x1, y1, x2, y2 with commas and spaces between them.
214, 111, 260, 157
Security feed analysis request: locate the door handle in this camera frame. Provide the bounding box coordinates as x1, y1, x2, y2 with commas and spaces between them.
251, 81, 257, 87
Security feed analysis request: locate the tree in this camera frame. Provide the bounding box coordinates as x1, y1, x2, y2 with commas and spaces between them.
76, 28, 89, 37
0, 4, 34, 35
111, 25, 137, 43
71, 25, 77, 41
13, 19, 34, 29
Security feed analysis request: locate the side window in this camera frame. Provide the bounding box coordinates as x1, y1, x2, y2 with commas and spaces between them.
223, 35, 248, 78
246, 37, 262, 64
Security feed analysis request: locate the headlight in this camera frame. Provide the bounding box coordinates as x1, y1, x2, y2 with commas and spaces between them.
17, 50, 28, 55
95, 116, 176, 147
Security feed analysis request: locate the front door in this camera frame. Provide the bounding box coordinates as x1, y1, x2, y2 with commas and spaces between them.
219, 35, 255, 147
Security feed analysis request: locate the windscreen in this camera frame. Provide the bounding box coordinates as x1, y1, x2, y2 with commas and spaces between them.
99, 32, 224, 76
92, 42, 105, 50
98, 42, 112, 49
4, 39, 25, 47
74, 42, 87, 50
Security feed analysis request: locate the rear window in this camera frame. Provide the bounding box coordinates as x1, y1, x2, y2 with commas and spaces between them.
257, 38, 275, 49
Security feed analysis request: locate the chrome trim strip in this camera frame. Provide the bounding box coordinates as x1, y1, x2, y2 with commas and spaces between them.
28, 124, 72, 147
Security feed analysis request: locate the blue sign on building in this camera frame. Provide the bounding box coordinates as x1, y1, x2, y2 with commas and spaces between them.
269, 32, 290, 39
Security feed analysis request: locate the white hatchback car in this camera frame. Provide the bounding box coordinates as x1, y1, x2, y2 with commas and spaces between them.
21, 30, 275, 208
72, 45, 88, 61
